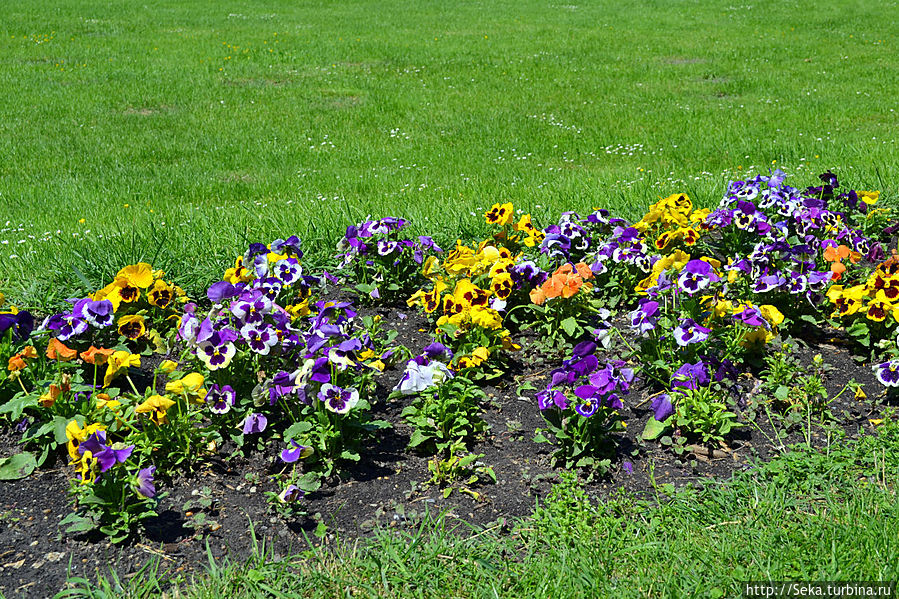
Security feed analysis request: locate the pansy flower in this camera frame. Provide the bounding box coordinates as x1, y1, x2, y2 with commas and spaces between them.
99, 276, 141, 308
240, 412, 268, 434
77, 451, 101, 485
573, 396, 599, 417
230, 290, 272, 324
0, 310, 34, 342
166, 372, 206, 403
78, 432, 134, 473
734, 305, 768, 328
44, 312, 89, 341
753, 274, 785, 293
133, 466, 157, 498
273, 258, 302, 286
650, 394, 674, 421
39, 378, 70, 408
485, 202, 514, 226
278, 485, 303, 503
117, 314, 147, 340
72, 298, 114, 328
280, 440, 314, 463
671, 361, 710, 391
80, 346, 114, 366
46, 338, 78, 362
197, 332, 237, 371
147, 280, 175, 308
117, 263, 154, 288
135, 395, 176, 425
103, 351, 141, 387
205, 384, 236, 414
241, 323, 279, 356
65, 420, 106, 462
876, 360, 899, 387
328, 339, 362, 371
628, 299, 659, 335
678, 260, 719, 295
318, 383, 359, 414
674, 319, 711, 347
394, 356, 453, 394
536, 387, 568, 411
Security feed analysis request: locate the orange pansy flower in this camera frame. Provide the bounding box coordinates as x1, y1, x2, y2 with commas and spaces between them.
47, 338, 78, 362
80, 346, 114, 366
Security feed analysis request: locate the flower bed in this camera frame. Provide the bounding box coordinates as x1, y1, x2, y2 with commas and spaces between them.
0, 171, 897, 595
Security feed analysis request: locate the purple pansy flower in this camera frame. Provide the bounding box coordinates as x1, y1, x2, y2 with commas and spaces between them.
278, 484, 303, 503
678, 260, 719, 295
574, 397, 599, 418
273, 258, 302, 286
73, 298, 115, 328
629, 299, 659, 335
280, 440, 313, 463
230, 290, 273, 324
317, 384, 359, 414
875, 360, 899, 388
133, 466, 157, 498
536, 387, 568, 411
240, 413, 268, 435
0, 311, 34, 342
206, 384, 236, 415
672, 361, 710, 391
674, 319, 711, 347
651, 394, 674, 421
207, 281, 239, 303
241, 323, 279, 356
734, 306, 767, 328
44, 312, 89, 341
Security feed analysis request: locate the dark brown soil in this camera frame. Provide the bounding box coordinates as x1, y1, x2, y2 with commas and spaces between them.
0, 301, 889, 598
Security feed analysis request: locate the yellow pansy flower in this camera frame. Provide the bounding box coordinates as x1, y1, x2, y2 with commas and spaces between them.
117, 314, 147, 340
165, 372, 206, 402
104, 351, 141, 387
136, 395, 177, 425
858, 190, 880, 205
116, 263, 154, 288
485, 202, 514, 226
759, 305, 784, 328
147, 279, 174, 308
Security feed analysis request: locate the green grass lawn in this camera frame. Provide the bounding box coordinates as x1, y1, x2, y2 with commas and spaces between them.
1, 0, 897, 308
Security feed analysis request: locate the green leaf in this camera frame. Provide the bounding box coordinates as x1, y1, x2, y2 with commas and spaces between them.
60, 512, 96, 534
0, 452, 37, 480
297, 472, 322, 492
560, 316, 578, 337
799, 314, 818, 326
641, 417, 669, 441
457, 453, 480, 468
408, 429, 430, 448
53, 416, 70, 445
284, 421, 313, 439
774, 385, 790, 401
36, 444, 51, 467
0, 393, 38, 420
